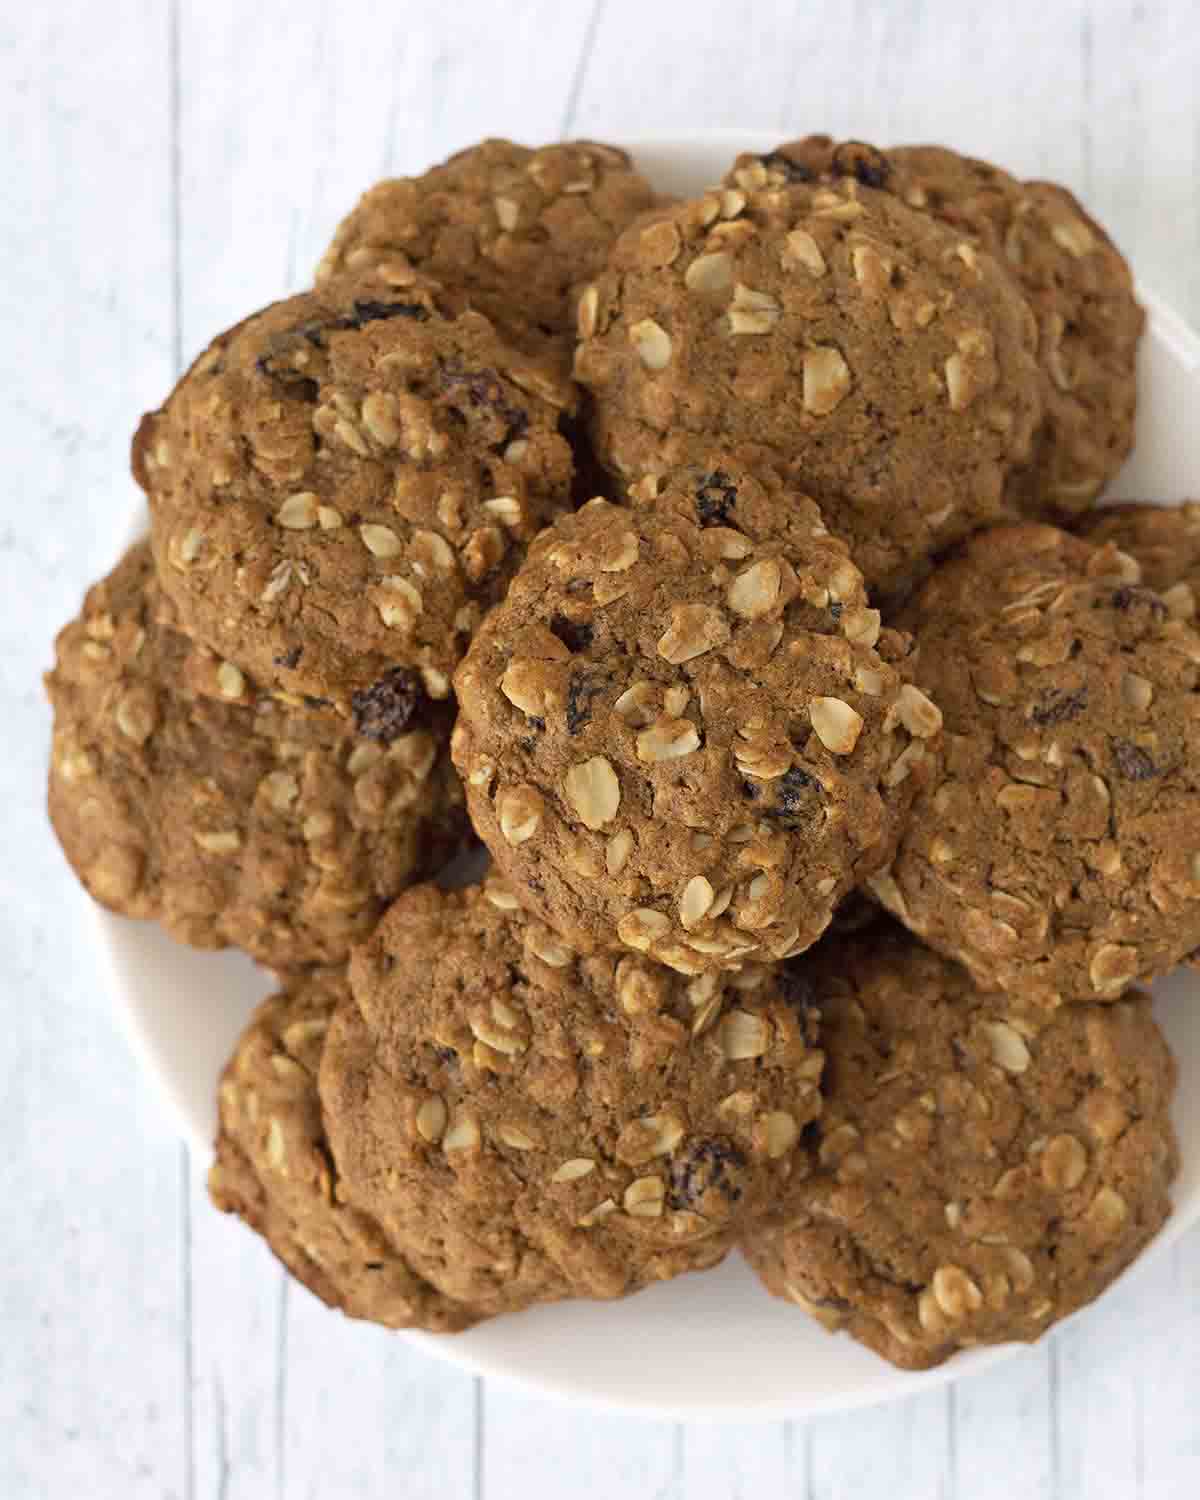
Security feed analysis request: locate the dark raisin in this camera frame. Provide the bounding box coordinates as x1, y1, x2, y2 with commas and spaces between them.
768, 765, 824, 824
565, 672, 603, 735
695, 470, 738, 526
777, 964, 820, 1039
549, 613, 594, 653
830, 141, 891, 189
351, 667, 425, 743
1106, 585, 1166, 619
667, 1138, 747, 1209
741, 779, 761, 800
273, 646, 303, 669
528, 717, 545, 732
263, 299, 430, 383
255, 354, 319, 402
347, 298, 430, 327
757, 150, 816, 183
1029, 687, 1088, 726
439, 360, 527, 443
501, 409, 529, 449
1111, 737, 1159, 781
828, 600, 844, 622
430, 1043, 457, 1066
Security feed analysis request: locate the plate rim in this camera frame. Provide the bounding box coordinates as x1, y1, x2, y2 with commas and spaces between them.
92, 127, 1200, 1423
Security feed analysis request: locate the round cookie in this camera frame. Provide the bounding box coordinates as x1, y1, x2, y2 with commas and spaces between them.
725, 138, 1143, 518
209, 970, 476, 1331
870, 522, 1200, 1007
573, 175, 1042, 594
452, 483, 940, 971
318, 877, 823, 1321
741, 921, 1178, 1371
317, 138, 659, 350
1078, 501, 1200, 614
135, 273, 575, 708
46, 542, 463, 967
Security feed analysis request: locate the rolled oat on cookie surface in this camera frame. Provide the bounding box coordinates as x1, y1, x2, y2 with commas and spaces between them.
870, 522, 1200, 1008
742, 920, 1178, 1370
453, 478, 939, 971
46, 542, 464, 967
1078, 501, 1200, 612
316, 878, 824, 1320
210, 970, 480, 1332
135, 271, 575, 710
317, 138, 659, 354
724, 137, 1144, 522
574, 170, 1042, 595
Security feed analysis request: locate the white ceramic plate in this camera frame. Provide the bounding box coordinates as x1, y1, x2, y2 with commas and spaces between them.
94, 131, 1200, 1421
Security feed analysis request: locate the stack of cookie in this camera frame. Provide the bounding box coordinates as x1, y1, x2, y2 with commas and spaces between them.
46, 135, 1194, 1370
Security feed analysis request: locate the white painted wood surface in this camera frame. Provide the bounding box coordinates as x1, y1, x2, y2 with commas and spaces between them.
4, 1, 1200, 1495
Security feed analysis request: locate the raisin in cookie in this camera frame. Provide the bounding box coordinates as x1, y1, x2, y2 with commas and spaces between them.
742, 921, 1177, 1371
1078, 502, 1200, 617
210, 970, 477, 1331
452, 484, 940, 971
135, 273, 574, 709
317, 138, 658, 351
46, 542, 463, 967
870, 522, 1200, 1007
726, 139, 1143, 518
574, 177, 1041, 594
317, 877, 822, 1321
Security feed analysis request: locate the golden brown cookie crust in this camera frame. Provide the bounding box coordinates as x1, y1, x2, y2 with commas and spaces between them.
452, 483, 940, 970
742, 922, 1178, 1370
209, 971, 478, 1332
46, 542, 464, 966
317, 138, 658, 351
574, 175, 1041, 593
1078, 502, 1200, 614
726, 138, 1144, 519
871, 523, 1200, 1007
136, 273, 575, 709
321, 878, 823, 1319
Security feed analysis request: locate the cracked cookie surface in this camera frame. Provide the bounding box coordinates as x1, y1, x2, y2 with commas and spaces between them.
742, 921, 1178, 1370
319, 878, 823, 1320
725, 139, 1143, 520
317, 138, 658, 352
452, 483, 939, 970
209, 970, 478, 1331
871, 522, 1200, 1006
46, 542, 464, 967
135, 273, 575, 709
573, 175, 1041, 594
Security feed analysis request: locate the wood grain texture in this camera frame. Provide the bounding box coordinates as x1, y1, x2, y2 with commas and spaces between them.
805, 1391, 953, 1500
0, 6, 186, 1500
680, 1422, 791, 1500
479, 1392, 676, 1499
6, 1, 1200, 1496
